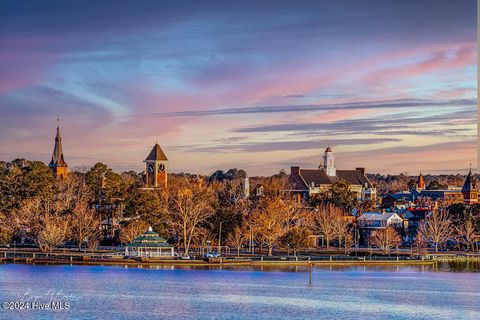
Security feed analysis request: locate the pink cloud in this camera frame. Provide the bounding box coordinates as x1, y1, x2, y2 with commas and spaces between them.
363, 42, 476, 85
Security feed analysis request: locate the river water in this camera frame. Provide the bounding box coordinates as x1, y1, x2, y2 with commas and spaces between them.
0, 263, 479, 319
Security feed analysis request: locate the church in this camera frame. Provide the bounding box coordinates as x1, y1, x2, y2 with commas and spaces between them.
411, 170, 478, 206
288, 147, 376, 202
48, 123, 68, 179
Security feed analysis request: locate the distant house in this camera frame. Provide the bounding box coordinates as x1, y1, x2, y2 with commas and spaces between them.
288, 147, 376, 202
100, 217, 121, 239
381, 195, 396, 209
252, 184, 264, 197
125, 227, 174, 258
381, 191, 417, 209
398, 207, 430, 244
408, 172, 475, 206
418, 189, 464, 206
357, 212, 403, 229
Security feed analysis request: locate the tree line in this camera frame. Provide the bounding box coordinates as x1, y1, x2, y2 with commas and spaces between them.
1, 159, 479, 255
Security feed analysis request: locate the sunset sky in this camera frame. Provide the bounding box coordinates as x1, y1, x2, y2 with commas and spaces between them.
0, 0, 476, 176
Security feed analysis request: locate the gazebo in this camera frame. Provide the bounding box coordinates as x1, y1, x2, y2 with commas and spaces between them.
125, 227, 175, 257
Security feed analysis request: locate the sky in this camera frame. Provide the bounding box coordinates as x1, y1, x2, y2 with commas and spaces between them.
0, 0, 477, 176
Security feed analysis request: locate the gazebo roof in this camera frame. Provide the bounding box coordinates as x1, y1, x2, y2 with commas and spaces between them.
127, 242, 173, 248
127, 226, 174, 248
133, 235, 167, 242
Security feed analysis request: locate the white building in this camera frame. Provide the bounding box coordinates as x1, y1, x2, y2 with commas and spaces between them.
357, 212, 403, 229
289, 147, 377, 202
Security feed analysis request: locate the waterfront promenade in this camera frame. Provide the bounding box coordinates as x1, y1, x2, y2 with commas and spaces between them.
0, 248, 464, 268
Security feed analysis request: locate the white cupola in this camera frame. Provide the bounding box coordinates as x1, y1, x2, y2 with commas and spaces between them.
323, 146, 336, 176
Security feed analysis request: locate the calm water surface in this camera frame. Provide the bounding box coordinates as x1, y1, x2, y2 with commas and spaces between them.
0, 263, 479, 319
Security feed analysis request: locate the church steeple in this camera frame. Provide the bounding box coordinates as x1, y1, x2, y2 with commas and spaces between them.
462, 169, 478, 205
416, 173, 425, 191
48, 121, 68, 179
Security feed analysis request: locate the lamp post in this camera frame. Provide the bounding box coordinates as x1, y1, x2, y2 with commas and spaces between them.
218, 220, 226, 254
245, 223, 254, 254
250, 224, 253, 254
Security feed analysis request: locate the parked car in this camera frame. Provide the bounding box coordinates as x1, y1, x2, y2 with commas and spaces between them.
204, 252, 221, 259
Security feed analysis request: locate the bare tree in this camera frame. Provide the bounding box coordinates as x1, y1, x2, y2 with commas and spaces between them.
16, 175, 93, 250
119, 219, 148, 244
419, 208, 453, 252
195, 227, 215, 255
370, 226, 401, 254
0, 213, 13, 246
227, 226, 246, 257
17, 195, 69, 251
457, 219, 478, 252
333, 214, 350, 251
70, 203, 101, 251
343, 233, 354, 254
252, 197, 289, 256
37, 215, 68, 252
313, 204, 345, 249
284, 225, 311, 256
168, 184, 214, 255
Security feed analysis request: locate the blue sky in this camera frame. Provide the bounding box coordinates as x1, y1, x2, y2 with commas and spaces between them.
0, 0, 476, 175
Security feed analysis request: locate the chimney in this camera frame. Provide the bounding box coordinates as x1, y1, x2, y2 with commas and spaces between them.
291, 166, 300, 175
356, 167, 365, 175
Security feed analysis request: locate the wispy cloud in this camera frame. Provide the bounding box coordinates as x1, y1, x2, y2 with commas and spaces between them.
116, 98, 475, 118
172, 138, 400, 153
0, 1, 476, 174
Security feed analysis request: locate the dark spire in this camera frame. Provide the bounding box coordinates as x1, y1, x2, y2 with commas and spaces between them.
417, 173, 425, 189
49, 124, 68, 168
462, 169, 477, 192
145, 143, 168, 161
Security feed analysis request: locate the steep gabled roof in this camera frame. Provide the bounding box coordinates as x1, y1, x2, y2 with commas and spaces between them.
291, 168, 373, 189
145, 143, 168, 161
462, 169, 477, 192
336, 170, 372, 187
48, 126, 68, 168
417, 173, 425, 189
299, 169, 334, 187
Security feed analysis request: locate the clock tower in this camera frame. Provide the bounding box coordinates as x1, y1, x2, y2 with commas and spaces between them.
144, 143, 168, 190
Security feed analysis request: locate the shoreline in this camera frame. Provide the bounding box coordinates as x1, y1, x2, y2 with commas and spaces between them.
0, 256, 437, 268
3, 249, 480, 269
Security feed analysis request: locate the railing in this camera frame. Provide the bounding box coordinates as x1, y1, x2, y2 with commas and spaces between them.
0, 251, 125, 261
245, 255, 426, 262
0, 250, 436, 263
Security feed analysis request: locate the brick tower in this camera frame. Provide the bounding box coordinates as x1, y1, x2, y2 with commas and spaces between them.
144, 143, 168, 190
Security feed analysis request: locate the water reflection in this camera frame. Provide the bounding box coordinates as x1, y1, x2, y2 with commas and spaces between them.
0, 263, 479, 319
130, 261, 480, 273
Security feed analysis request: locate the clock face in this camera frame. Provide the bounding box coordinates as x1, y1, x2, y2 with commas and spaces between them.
147, 163, 154, 173
158, 163, 165, 172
